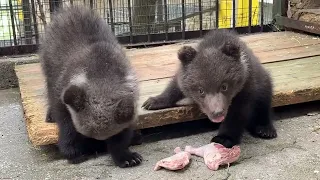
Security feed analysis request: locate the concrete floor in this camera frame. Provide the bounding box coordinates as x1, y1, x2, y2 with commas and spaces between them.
0, 88, 319, 180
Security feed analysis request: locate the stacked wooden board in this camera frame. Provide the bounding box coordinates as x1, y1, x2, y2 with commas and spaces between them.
15, 31, 320, 146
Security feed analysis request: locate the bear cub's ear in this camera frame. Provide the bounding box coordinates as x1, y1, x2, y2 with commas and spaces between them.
178, 46, 197, 65
220, 41, 241, 60
62, 85, 86, 112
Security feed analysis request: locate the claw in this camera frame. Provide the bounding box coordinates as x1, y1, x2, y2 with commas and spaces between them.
115, 152, 143, 168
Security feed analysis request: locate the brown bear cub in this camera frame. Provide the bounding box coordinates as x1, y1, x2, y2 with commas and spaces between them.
40, 6, 142, 167
142, 29, 277, 148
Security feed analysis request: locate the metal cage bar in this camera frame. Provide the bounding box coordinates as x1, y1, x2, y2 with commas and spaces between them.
260, 0, 264, 32
198, 0, 203, 37
232, 0, 235, 29
248, 0, 252, 33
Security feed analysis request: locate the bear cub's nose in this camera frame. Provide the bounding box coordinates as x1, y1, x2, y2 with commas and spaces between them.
212, 111, 224, 118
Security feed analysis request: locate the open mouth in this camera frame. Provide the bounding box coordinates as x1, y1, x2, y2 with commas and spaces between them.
209, 115, 225, 123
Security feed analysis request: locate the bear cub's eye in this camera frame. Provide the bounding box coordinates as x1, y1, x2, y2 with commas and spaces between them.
199, 87, 205, 95
221, 83, 228, 92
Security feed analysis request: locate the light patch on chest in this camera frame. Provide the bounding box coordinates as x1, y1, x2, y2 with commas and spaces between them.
70, 73, 88, 85
240, 51, 249, 78
65, 104, 83, 134
125, 70, 138, 91
125, 73, 137, 83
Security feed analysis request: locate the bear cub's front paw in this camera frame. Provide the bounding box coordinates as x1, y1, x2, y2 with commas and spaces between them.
211, 135, 237, 148
142, 96, 172, 110
130, 130, 143, 146
45, 107, 55, 123
254, 124, 277, 139
112, 151, 143, 168
58, 142, 90, 164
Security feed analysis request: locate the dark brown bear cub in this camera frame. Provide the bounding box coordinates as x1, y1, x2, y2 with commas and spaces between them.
142, 29, 277, 148
40, 6, 142, 167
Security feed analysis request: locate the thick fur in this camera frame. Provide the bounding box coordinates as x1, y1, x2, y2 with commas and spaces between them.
39, 6, 142, 167
142, 29, 277, 148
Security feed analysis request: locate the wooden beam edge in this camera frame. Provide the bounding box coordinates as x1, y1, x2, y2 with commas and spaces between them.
18, 100, 58, 146
20, 87, 320, 146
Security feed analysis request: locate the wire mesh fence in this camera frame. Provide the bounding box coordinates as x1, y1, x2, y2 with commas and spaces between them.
0, 0, 275, 55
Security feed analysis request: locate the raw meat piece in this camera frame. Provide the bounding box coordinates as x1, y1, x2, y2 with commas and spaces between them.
154, 147, 191, 171
184, 143, 240, 171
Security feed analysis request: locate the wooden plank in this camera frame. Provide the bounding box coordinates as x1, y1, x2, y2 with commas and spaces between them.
127, 31, 320, 81
15, 56, 320, 146
256, 44, 320, 63
131, 41, 320, 81
14, 31, 320, 146
275, 16, 320, 35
